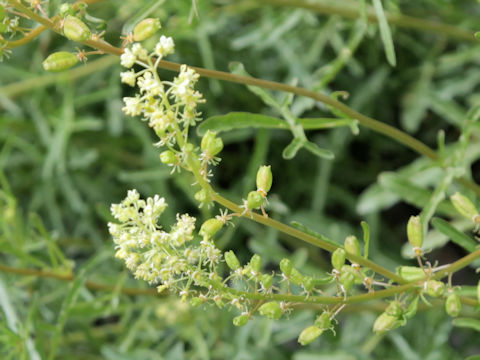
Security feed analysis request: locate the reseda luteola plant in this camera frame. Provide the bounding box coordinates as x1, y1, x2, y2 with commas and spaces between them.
2, 0, 480, 347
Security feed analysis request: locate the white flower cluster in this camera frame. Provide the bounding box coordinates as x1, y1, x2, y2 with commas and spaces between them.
108, 190, 222, 291
119, 36, 204, 148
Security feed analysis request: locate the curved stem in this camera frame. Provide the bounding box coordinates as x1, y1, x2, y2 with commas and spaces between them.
259, 0, 477, 42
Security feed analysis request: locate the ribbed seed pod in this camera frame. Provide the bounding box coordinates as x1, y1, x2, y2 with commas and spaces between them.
42, 52, 78, 72
133, 18, 161, 41
63, 15, 91, 42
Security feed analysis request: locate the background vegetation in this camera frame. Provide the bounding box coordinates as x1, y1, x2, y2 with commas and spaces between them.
1, 0, 480, 359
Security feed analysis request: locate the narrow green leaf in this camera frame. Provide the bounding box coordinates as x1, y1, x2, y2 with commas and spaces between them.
197, 112, 355, 135
198, 112, 286, 135
452, 318, 480, 332
303, 141, 334, 160
372, 0, 396, 66
431, 217, 477, 253
290, 221, 339, 247
282, 138, 304, 159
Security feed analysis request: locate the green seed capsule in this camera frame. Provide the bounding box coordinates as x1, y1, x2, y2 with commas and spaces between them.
373, 312, 400, 334
201, 130, 224, 157
425, 280, 446, 298
340, 271, 355, 291
445, 293, 461, 317
280, 258, 292, 276
133, 18, 161, 41
298, 326, 323, 346
159, 150, 177, 165
63, 15, 91, 42
223, 250, 240, 271
256, 165, 273, 195
261, 274, 273, 289
258, 301, 282, 319
224, 250, 240, 271
233, 314, 249, 327
289, 268, 304, 285
331, 248, 346, 270
199, 218, 223, 239
385, 301, 403, 317
397, 266, 425, 282
315, 312, 331, 329
407, 215, 424, 248
190, 297, 203, 307
450, 192, 479, 221
246, 191, 263, 209
302, 276, 314, 291
42, 51, 78, 72
249, 254, 262, 273
404, 296, 419, 319
344, 235, 361, 257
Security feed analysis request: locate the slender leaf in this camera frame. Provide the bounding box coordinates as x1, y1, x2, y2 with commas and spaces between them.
452, 318, 480, 332
372, 0, 396, 66
431, 217, 477, 253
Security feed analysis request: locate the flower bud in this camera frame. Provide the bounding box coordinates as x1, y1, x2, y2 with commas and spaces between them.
249, 254, 262, 273
256, 165, 273, 195
407, 215, 424, 248
397, 266, 425, 282
194, 189, 208, 203
63, 15, 91, 42
344, 235, 361, 257
298, 326, 323, 346
315, 312, 331, 329
224, 250, 240, 271
199, 218, 223, 239
331, 248, 346, 270
246, 191, 264, 209
289, 268, 304, 285
445, 293, 461, 317
385, 301, 403, 317
373, 313, 400, 334
450, 192, 479, 221
261, 274, 273, 289
42, 51, 78, 72
233, 314, 249, 327
190, 297, 203, 307
340, 271, 355, 291
214, 296, 224, 308
159, 150, 177, 165
133, 18, 161, 41
201, 130, 223, 157
258, 301, 282, 319
280, 258, 292, 276
425, 280, 445, 298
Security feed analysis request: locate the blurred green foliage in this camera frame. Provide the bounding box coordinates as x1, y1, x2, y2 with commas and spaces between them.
1, 0, 480, 358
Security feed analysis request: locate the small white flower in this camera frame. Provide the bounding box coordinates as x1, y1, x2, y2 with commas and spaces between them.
120, 70, 137, 86
120, 48, 136, 68
131, 43, 148, 60
122, 96, 143, 116
155, 35, 175, 57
